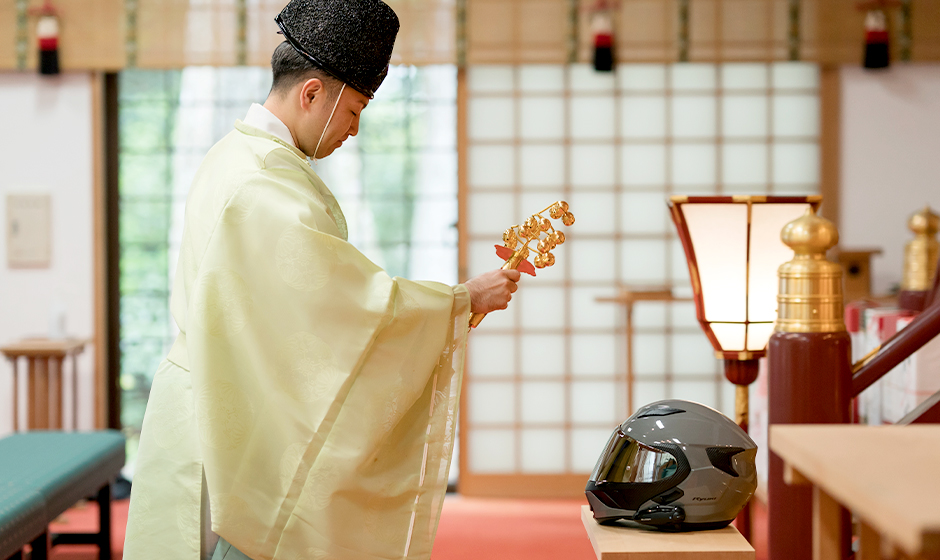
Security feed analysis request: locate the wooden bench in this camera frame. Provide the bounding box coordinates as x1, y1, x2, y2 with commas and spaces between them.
581, 505, 755, 559
0, 431, 125, 560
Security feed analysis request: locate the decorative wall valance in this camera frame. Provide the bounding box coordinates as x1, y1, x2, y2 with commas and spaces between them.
1, 0, 938, 71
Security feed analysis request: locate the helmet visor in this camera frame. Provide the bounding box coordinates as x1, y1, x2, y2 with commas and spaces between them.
591, 429, 680, 484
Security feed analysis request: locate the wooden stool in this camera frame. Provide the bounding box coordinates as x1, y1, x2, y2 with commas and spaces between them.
597, 287, 693, 413
581, 505, 755, 559
1, 338, 87, 431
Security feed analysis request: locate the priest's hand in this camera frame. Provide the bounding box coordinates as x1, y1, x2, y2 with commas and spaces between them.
465, 269, 521, 314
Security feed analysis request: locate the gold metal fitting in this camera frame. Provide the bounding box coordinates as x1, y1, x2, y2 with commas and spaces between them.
775, 207, 846, 333
901, 205, 939, 292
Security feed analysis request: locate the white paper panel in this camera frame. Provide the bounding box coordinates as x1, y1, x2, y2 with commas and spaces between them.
672, 380, 718, 410
633, 380, 667, 412
672, 333, 718, 375
468, 65, 514, 92
671, 64, 716, 91
682, 203, 748, 321
670, 301, 700, 328
671, 144, 717, 186
569, 64, 616, 92
672, 96, 717, 138
470, 381, 516, 424
520, 382, 566, 423
521, 334, 566, 377
520, 144, 565, 188
772, 143, 819, 185
570, 144, 616, 188
773, 95, 819, 137
723, 143, 768, 186
469, 334, 516, 378
569, 191, 616, 234
571, 239, 617, 282
633, 302, 667, 329
747, 323, 776, 351
722, 95, 768, 138
469, 97, 514, 140
711, 323, 746, 352
571, 428, 615, 472
570, 96, 616, 139
521, 96, 565, 140
622, 192, 669, 234
621, 144, 666, 186
470, 429, 515, 473
620, 239, 667, 284
469, 192, 516, 235
771, 183, 818, 195
571, 334, 618, 377
520, 429, 566, 473
519, 286, 567, 330
572, 381, 617, 424
748, 203, 810, 321
519, 65, 565, 92
633, 334, 666, 375
771, 62, 819, 90
469, 145, 514, 187
571, 285, 618, 330
621, 96, 666, 139
618, 64, 667, 91
721, 64, 768, 90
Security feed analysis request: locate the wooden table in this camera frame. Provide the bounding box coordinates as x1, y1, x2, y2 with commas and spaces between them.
771, 425, 940, 559
581, 505, 754, 559
1, 338, 88, 431
597, 287, 694, 413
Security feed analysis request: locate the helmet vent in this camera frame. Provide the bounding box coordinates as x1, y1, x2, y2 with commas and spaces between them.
636, 406, 685, 419
706, 446, 745, 477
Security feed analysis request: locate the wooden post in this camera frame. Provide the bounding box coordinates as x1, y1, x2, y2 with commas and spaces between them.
11, 357, 19, 432
50, 357, 62, 429
768, 208, 852, 560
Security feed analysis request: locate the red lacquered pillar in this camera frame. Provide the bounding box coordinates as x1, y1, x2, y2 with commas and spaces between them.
767, 208, 852, 560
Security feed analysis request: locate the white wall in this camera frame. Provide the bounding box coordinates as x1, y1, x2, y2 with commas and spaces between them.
0, 72, 96, 436
841, 65, 940, 295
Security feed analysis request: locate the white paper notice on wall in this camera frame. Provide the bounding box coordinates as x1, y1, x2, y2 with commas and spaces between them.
6, 193, 52, 268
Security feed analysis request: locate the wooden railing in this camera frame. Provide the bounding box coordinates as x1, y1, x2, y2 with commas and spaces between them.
851, 269, 940, 424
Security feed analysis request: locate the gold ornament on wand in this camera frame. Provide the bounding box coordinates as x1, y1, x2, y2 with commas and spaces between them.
469, 201, 575, 329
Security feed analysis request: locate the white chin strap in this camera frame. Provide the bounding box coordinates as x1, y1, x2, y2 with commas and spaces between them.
312, 83, 346, 164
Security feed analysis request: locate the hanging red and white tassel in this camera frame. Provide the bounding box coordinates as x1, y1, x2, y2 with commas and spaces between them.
30, 1, 60, 75
591, 1, 614, 72
863, 9, 889, 69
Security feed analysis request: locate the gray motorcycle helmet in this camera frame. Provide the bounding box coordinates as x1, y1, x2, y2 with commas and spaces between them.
585, 399, 757, 531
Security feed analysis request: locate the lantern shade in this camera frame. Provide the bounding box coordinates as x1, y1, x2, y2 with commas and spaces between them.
669, 196, 822, 358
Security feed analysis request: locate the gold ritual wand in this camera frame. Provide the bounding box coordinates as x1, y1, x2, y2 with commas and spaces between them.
469, 200, 575, 329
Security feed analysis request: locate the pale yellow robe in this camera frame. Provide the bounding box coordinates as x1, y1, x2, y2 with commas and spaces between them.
123, 121, 471, 560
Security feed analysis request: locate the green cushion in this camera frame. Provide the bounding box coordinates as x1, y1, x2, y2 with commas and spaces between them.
0, 430, 125, 558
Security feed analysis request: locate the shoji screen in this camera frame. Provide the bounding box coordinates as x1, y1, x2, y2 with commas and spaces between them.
459, 62, 820, 497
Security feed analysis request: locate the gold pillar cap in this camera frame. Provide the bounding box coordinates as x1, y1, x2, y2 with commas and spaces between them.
908, 205, 939, 236
781, 207, 840, 254
902, 205, 939, 291
775, 207, 846, 333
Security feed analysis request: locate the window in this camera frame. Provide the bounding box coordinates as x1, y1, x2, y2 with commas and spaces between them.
462, 62, 820, 478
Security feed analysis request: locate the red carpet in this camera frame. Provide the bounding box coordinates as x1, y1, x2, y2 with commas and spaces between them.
45, 495, 765, 560
433, 497, 594, 560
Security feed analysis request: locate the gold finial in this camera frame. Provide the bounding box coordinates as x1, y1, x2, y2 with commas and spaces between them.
780, 207, 840, 255
775, 207, 846, 333
902, 205, 939, 291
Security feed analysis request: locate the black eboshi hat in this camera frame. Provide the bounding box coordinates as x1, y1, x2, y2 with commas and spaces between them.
275, 0, 400, 99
